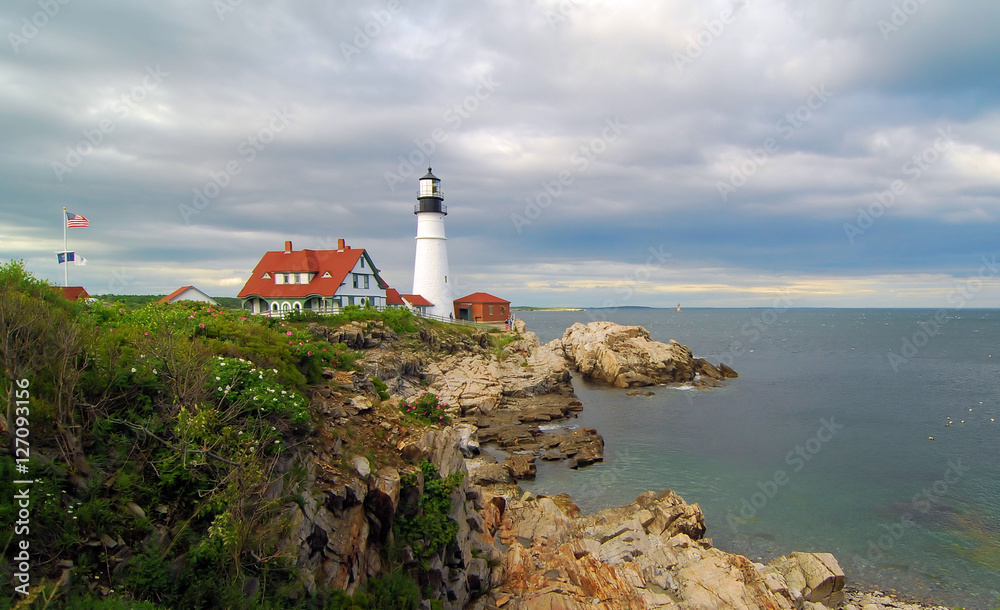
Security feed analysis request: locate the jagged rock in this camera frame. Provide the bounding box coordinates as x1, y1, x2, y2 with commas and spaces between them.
490, 488, 799, 609
469, 463, 513, 486
626, 388, 655, 396
416, 427, 466, 477
477, 423, 539, 448
352, 456, 371, 479
543, 427, 604, 468
694, 358, 723, 380
719, 362, 739, 378
455, 423, 481, 458
552, 321, 735, 388
365, 467, 400, 542
502, 453, 536, 480
766, 552, 846, 606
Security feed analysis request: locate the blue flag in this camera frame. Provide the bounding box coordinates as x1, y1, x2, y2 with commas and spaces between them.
57, 251, 75, 264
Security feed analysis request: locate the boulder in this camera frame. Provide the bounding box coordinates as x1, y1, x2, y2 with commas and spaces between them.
502, 453, 537, 480
766, 552, 846, 606
553, 321, 735, 388
352, 456, 371, 479
455, 424, 481, 458
543, 427, 604, 468
469, 463, 513, 486
489, 488, 794, 609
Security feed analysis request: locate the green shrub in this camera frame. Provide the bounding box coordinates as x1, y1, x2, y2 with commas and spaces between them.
361, 570, 421, 610
399, 393, 451, 426
394, 461, 463, 568
371, 376, 390, 400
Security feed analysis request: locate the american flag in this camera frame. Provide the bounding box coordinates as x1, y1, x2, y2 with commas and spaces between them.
66, 212, 89, 227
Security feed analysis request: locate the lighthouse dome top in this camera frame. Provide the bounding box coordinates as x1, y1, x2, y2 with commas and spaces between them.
415, 167, 446, 214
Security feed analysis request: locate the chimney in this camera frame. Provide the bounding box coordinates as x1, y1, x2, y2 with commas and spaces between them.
337, 238, 345, 251
284, 240, 292, 254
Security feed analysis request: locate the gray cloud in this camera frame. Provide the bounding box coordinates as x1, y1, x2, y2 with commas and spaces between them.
1, 0, 998, 306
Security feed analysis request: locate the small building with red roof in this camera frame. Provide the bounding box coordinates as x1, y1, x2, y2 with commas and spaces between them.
386, 288, 432, 315
53, 286, 90, 301
453, 292, 510, 323
401, 293, 432, 316
238, 239, 388, 316
158, 286, 218, 306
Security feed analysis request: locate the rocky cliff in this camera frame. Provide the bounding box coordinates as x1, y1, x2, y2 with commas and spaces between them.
277, 317, 948, 610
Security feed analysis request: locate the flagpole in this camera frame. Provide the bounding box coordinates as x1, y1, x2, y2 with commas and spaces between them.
62, 206, 68, 287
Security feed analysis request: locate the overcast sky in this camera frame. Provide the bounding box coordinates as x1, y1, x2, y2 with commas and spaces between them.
2, 0, 999, 307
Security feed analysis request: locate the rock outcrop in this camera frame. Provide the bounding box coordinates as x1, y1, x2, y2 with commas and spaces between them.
275, 423, 504, 608
286, 317, 946, 610
417, 328, 603, 470
470, 488, 849, 610
551, 321, 736, 388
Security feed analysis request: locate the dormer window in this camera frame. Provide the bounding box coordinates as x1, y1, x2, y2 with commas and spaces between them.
262, 272, 271, 279
322, 271, 332, 278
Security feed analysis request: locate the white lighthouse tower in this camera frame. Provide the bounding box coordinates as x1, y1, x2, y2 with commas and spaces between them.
412, 168, 453, 319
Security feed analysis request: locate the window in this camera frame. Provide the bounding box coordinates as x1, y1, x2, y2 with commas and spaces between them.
284, 273, 291, 284
353, 274, 369, 289
364, 275, 369, 289
360, 258, 365, 269
489, 305, 494, 315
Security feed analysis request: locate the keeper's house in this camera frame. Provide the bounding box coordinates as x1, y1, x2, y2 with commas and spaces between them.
238, 239, 388, 315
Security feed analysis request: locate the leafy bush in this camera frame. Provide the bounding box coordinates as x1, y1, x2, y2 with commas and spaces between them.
371, 376, 390, 400
0, 269, 326, 608
361, 570, 421, 610
322, 570, 420, 609
399, 392, 451, 426
394, 461, 463, 567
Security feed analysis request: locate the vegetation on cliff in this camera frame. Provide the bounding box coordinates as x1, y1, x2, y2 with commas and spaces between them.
0, 261, 496, 609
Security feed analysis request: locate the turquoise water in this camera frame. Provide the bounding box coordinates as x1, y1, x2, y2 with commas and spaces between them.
516, 309, 1000, 609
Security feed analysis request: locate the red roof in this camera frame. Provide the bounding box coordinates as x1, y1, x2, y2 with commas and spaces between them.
158, 286, 192, 304
386, 288, 404, 305
402, 294, 432, 307
238, 245, 383, 299
454, 292, 509, 304
54, 286, 90, 300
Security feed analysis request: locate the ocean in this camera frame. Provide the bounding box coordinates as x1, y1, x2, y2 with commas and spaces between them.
514, 308, 1000, 609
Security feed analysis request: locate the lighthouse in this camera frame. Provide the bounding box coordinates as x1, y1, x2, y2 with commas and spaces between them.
411, 168, 453, 319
